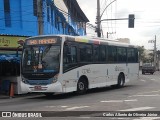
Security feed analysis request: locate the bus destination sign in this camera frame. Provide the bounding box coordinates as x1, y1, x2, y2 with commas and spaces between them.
27, 39, 57, 45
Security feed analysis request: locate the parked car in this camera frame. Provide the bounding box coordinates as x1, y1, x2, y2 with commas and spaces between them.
142, 63, 155, 74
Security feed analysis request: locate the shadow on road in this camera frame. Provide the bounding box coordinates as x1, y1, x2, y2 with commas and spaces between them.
27, 85, 136, 100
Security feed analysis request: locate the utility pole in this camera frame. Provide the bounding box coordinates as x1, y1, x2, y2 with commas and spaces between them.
37, 0, 43, 35
154, 35, 157, 69
97, 0, 101, 37
96, 0, 118, 37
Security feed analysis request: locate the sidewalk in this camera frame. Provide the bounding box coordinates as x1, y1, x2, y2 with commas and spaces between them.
0, 92, 42, 100
0, 93, 10, 99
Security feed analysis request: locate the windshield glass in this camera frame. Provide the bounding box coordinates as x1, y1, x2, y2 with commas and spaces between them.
22, 45, 60, 73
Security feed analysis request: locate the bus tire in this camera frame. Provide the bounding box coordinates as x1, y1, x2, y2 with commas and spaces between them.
117, 74, 125, 88
77, 78, 88, 94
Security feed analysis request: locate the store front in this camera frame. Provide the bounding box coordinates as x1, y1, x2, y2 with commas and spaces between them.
0, 35, 27, 94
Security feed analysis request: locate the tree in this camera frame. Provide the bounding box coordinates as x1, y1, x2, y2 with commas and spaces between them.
138, 46, 154, 63
138, 46, 145, 62
147, 52, 154, 63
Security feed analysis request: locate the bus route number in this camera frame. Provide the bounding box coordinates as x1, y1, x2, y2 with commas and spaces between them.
27, 39, 57, 45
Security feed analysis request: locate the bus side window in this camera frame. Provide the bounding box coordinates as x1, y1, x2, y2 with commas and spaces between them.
100, 45, 106, 62
108, 46, 117, 63
79, 44, 92, 62
70, 46, 77, 63
127, 48, 137, 63
63, 45, 67, 63
135, 49, 138, 63
117, 47, 127, 63
93, 45, 100, 62
63, 44, 77, 71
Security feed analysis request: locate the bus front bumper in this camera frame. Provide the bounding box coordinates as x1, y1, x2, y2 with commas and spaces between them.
20, 81, 63, 93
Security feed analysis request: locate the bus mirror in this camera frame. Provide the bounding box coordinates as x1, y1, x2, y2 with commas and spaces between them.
18, 40, 24, 46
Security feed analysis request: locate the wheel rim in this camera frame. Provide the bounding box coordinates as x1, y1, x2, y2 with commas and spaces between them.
78, 82, 85, 91
120, 77, 124, 86
118, 75, 124, 87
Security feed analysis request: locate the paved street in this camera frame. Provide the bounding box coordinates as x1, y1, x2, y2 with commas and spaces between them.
0, 71, 160, 120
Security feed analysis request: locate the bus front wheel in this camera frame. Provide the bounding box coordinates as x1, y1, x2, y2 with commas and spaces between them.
77, 78, 88, 94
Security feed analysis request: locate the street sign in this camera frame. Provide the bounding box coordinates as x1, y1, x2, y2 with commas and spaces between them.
148, 40, 155, 43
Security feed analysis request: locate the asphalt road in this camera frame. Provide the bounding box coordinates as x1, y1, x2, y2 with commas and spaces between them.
0, 71, 160, 120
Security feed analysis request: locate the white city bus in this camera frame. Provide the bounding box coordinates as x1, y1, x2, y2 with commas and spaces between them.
20, 35, 139, 96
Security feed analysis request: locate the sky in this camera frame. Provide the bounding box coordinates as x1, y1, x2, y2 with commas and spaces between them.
76, 0, 160, 50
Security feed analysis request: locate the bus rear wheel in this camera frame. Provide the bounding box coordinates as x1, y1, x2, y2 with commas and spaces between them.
77, 79, 88, 94
117, 74, 125, 88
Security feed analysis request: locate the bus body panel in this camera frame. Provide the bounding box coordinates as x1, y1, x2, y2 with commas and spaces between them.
20, 80, 63, 93
127, 63, 139, 81
61, 63, 139, 93
20, 35, 139, 94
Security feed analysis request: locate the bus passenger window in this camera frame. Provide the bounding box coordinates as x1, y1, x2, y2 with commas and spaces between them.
93, 45, 99, 62
79, 44, 92, 62
63, 45, 77, 69
108, 46, 117, 63
70, 46, 77, 63
127, 48, 138, 63
100, 45, 106, 62
117, 47, 127, 63
63, 44, 78, 72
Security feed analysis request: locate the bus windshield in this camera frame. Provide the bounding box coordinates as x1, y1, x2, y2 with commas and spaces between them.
22, 45, 60, 74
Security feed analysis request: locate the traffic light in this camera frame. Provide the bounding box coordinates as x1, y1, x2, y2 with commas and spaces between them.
128, 14, 135, 28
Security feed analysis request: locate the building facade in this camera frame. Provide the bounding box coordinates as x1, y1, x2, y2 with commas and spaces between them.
0, 0, 89, 94
0, 0, 89, 37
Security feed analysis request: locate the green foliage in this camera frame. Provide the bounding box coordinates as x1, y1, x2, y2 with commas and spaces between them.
137, 46, 153, 63
138, 46, 145, 62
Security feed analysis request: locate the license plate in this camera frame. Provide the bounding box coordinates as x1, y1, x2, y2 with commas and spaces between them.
34, 86, 42, 90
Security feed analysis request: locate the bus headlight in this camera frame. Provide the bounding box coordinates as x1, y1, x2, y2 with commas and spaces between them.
22, 77, 29, 84
52, 74, 59, 83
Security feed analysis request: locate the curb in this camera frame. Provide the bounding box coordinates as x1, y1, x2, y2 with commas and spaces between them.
0, 93, 42, 99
